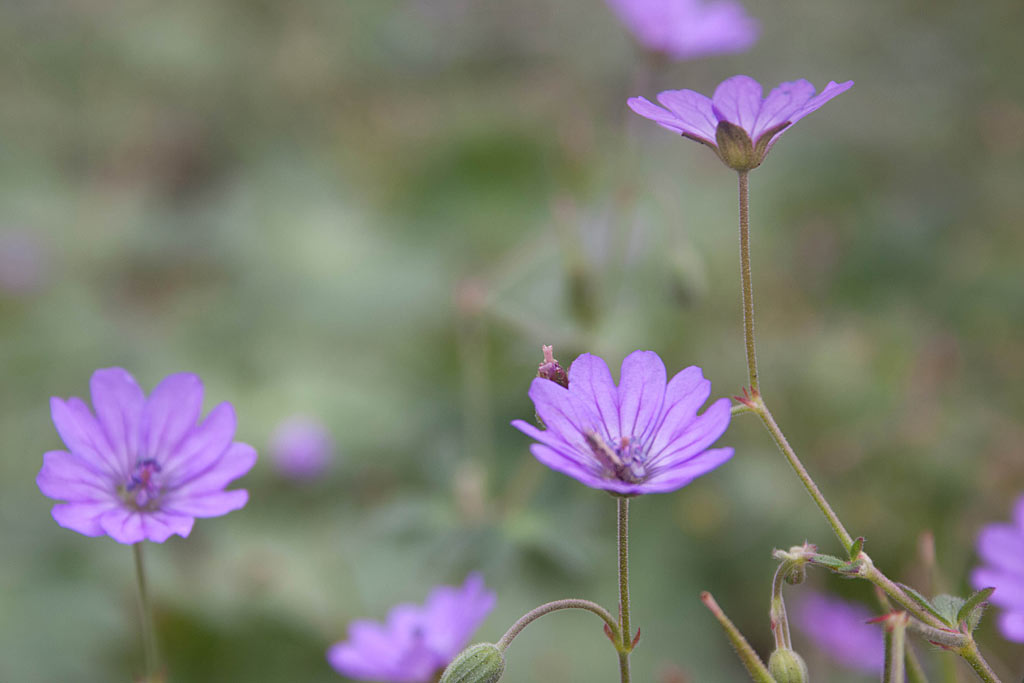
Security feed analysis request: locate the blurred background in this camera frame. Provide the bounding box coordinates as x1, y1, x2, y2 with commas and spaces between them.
2, 0, 1023, 681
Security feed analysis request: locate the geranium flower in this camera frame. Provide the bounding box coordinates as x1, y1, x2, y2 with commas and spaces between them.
606, 0, 758, 61
38, 368, 256, 544
269, 415, 334, 480
791, 591, 884, 673
971, 494, 1024, 642
628, 75, 853, 170
328, 573, 496, 682
512, 350, 732, 495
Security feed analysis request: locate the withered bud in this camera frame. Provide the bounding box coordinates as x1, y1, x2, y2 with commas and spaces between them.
537, 345, 569, 389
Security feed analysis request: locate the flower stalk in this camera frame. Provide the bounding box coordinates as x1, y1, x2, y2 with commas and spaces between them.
496, 599, 620, 652
882, 612, 910, 683
700, 592, 774, 683
617, 496, 633, 683
133, 543, 161, 683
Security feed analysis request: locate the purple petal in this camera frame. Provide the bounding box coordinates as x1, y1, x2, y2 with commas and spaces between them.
423, 572, 496, 658
160, 402, 237, 485
711, 75, 763, 132
567, 353, 620, 438
977, 525, 1024, 575
639, 447, 733, 493
510, 418, 579, 456
528, 377, 601, 443
528, 443, 604, 486
787, 80, 854, 127
169, 442, 257, 496
99, 508, 146, 544
37, 450, 112, 502
998, 611, 1024, 642
627, 97, 692, 136
646, 366, 711, 456
140, 373, 204, 463
50, 397, 120, 476
750, 79, 816, 141
51, 501, 119, 536
617, 350, 667, 443
654, 90, 718, 143
89, 368, 145, 473
649, 397, 732, 468
1013, 495, 1024, 530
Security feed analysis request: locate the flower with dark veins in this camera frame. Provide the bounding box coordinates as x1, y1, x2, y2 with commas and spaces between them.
38, 368, 256, 543
512, 350, 732, 495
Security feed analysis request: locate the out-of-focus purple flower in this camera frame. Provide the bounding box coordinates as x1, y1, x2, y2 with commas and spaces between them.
38, 368, 256, 544
269, 415, 334, 480
606, 0, 758, 60
0, 229, 49, 295
791, 591, 884, 674
628, 75, 853, 170
511, 350, 732, 495
328, 573, 496, 682
971, 495, 1024, 642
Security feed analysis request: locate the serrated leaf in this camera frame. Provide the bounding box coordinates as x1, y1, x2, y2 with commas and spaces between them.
897, 584, 950, 626
932, 594, 967, 626
958, 587, 995, 631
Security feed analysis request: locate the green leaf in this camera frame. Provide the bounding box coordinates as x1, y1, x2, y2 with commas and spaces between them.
849, 536, 865, 560
957, 587, 995, 632
896, 584, 950, 626
931, 594, 966, 626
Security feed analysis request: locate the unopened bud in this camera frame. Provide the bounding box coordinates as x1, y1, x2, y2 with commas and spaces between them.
768, 648, 808, 683
439, 643, 505, 683
537, 345, 569, 389
784, 563, 806, 586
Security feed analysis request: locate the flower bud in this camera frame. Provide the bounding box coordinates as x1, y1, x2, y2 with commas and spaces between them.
439, 643, 505, 683
768, 648, 808, 683
537, 345, 569, 389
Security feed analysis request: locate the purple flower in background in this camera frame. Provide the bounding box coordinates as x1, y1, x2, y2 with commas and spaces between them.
328, 573, 496, 682
628, 75, 853, 170
512, 350, 732, 495
0, 229, 49, 295
606, 0, 758, 60
971, 494, 1024, 642
38, 368, 256, 544
791, 592, 884, 673
269, 415, 334, 480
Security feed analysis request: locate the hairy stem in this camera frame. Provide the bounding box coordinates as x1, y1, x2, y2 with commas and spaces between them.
700, 592, 774, 683
496, 599, 620, 651
958, 641, 1003, 683
737, 171, 759, 395
617, 496, 632, 683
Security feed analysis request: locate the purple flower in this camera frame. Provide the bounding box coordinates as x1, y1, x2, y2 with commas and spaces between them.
269, 415, 334, 480
606, 0, 758, 61
328, 573, 496, 682
628, 75, 853, 170
511, 350, 733, 495
791, 592, 884, 673
38, 368, 256, 544
971, 494, 1024, 642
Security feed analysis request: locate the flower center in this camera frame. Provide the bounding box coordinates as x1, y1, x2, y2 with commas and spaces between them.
121, 458, 164, 510
584, 431, 647, 483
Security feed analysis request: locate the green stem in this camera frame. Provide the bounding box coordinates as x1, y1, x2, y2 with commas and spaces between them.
883, 613, 910, 683
700, 592, 774, 683
133, 543, 161, 683
617, 496, 632, 683
769, 562, 792, 650
737, 171, 759, 395
496, 599, 619, 652
958, 640, 1003, 683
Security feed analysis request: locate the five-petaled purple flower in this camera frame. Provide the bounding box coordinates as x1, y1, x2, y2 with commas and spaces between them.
512, 350, 732, 495
971, 494, 1024, 642
628, 75, 853, 170
606, 0, 758, 61
38, 368, 256, 544
791, 591, 884, 674
327, 573, 496, 682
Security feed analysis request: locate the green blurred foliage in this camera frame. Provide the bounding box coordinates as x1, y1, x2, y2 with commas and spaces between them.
1, 0, 1023, 681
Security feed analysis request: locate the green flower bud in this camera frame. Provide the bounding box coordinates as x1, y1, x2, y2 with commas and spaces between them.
439, 643, 505, 683
768, 648, 808, 683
